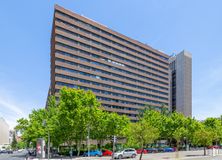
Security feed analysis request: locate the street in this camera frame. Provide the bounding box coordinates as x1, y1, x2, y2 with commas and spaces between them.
29, 150, 222, 160
1, 150, 222, 160
0, 150, 28, 160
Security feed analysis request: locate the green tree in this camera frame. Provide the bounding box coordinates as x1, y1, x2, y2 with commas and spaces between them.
15, 96, 60, 148
204, 117, 222, 145
11, 132, 17, 149
128, 120, 159, 160
17, 141, 26, 149
106, 112, 130, 138
127, 109, 159, 160
163, 112, 188, 150
15, 109, 46, 147
57, 87, 101, 156
192, 124, 214, 155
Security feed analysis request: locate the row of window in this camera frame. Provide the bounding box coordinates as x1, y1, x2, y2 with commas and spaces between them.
56, 18, 168, 69
55, 82, 168, 106
55, 38, 168, 77
55, 50, 168, 83
104, 105, 138, 117
55, 26, 168, 71
97, 96, 166, 109
104, 104, 164, 114
55, 58, 169, 91
56, 27, 168, 77
55, 65, 168, 93
55, 73, 168, 100
55, 11, 169, 62
55, 30, 168, 72
104, 104, 137, 111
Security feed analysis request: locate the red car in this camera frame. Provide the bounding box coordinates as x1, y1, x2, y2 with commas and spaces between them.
136, 149, 148, 154
208, 145, 220, 149
102, 149, 112, 156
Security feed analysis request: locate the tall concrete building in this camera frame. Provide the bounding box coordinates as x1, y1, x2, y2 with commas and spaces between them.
0, 117, 9, 145
49, 5, 170, 121
169, 50, 192, 117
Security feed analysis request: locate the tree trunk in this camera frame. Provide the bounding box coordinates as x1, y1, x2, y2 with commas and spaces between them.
98, 139, 103, 150
204, 146, 206, 156
169, 138, 172, 147
176, 140, 179, 158
97, 140, 101, 150
77, 140, 81, 157
139, 146, 144, 160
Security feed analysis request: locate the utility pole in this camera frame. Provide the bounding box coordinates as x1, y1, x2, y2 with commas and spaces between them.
111, 135, 116, 160
43, 120, 50, 160
87, 126, 90, 157
48, 130, 50, 160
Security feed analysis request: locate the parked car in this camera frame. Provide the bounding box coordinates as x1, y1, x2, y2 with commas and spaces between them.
18, 149, 24, 152
136, 149, 148, 154
28, 149, 36, 156
83, 150, 102, 157
145, 148, 158, 153
157, 148, 165, 152
102, 149, 112, 156
7, 150, 13, 154
113, 148, 137, 159
163, 147, 175, 152
0, 150, 8, 154
208, 145, 220, 149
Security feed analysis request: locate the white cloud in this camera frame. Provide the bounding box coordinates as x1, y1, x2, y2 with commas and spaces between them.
0, 91, 29, 129
0, 97, 26, 117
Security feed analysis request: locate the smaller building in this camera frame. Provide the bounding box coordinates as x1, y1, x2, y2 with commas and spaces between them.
169, 50, 192, 117
0, 117, 9, 150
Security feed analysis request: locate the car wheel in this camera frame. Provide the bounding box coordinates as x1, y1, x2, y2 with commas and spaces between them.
118, 154, 123, 159
131, 154, 136, 158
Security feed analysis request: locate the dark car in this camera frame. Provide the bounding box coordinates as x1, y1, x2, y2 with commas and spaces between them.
157, 148, 165, 152
28, 149, 36, 156
7, 150, 13, 154
145, 148, 158, 153
0, 150, 8, 154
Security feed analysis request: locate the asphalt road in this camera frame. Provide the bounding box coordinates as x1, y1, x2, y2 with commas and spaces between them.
0, 150, 28, 160
70, 150, 222, 160
5, 150, 221, 160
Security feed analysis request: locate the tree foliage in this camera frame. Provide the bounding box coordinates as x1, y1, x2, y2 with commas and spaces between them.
192, 123, 214, 155
127, 109, 159, 160
15, 87, 222, 158
11, 132, 17, 149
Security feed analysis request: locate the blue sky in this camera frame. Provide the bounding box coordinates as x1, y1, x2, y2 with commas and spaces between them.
0, 0, 222, 128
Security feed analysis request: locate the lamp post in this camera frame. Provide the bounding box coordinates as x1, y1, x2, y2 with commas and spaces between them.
87, 125, 90, 157
111, 135, 116, 160
43, 120, 50, 160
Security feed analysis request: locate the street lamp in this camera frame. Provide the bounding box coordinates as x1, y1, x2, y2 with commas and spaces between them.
87, 125, 90, 157
43, 120, 50, 160
111, 135, 116, 160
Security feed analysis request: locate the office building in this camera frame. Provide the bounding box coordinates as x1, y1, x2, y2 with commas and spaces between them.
169, 50, 192, 117
0, 117, 9, 145
50, 5, 175, 120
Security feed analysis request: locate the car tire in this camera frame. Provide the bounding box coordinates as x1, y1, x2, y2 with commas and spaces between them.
131, 154, 136, 158
118, 154, 123, 159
